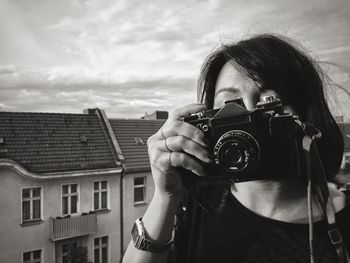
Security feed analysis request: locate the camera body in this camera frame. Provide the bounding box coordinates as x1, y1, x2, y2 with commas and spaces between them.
183, 96, 303, 184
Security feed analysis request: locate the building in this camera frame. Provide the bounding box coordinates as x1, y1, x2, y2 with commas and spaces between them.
109, 118, 164, 253
142, 111, 169, 120
0, 109, 123, 263
0, 109, 164, 263
0, 109, 165, 263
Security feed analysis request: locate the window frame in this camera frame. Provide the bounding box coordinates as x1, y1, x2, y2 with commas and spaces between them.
22, 248, 43, 263
133, 176, 146, 205
93, 180, 110, 211
21, 186, 43, 224
93, 235, 109, 263
61, 183, 80, 216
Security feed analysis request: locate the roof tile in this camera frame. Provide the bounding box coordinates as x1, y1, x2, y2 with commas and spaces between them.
0, 112, 118, 174
109, 119, 165, 171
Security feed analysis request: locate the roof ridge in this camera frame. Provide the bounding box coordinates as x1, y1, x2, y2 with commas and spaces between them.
0, 111, 90, 116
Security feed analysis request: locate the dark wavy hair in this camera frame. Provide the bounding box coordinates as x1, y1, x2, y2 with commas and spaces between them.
197, 34, 344, 180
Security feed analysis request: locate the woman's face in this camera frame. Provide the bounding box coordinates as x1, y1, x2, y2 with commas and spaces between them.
213, 61, 295, 114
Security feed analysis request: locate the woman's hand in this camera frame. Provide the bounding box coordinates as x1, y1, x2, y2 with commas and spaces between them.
147, 103, 212, 197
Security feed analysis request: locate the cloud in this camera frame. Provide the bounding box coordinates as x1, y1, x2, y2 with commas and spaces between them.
0, 65, 197, 117
0, 0, 350, 119
0, 65, 19, 75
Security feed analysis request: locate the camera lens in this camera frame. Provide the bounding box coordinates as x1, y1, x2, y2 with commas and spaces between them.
213, 130, 260, 172
224, 144, 243, 165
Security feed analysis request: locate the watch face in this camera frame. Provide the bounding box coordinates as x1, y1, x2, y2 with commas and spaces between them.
131, 222, 139, 242
132, 217, 144, 248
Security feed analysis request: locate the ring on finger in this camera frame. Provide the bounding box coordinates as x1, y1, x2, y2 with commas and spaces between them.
164, 138, 172, 152
161, 127, 172, 152
169, 152, 174, 167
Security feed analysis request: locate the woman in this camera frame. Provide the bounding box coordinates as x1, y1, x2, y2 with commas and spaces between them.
122, 34, 349, 263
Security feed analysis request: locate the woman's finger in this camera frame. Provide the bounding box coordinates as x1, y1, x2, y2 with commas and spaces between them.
162, 121, 208, 148
168, 103, 207, 121
169, 152, 206, 176
165, 135, 211, 163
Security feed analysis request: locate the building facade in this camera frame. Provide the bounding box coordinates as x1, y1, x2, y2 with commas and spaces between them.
0, 109, 165, 263
0, 110, 125, 263
0, 162, 122, 263
109, 118, 164, 253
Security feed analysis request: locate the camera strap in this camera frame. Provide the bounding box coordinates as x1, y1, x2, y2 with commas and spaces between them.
302, 123, 349, 263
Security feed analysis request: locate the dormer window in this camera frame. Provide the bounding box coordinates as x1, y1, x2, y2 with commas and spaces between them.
0, 137, 7, 153
134, 137, 145, 145
80, 135, 87, 143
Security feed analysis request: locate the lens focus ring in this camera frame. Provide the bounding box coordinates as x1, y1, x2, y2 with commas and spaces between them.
213, 130, 260, 173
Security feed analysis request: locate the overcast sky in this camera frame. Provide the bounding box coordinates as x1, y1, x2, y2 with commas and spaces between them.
0, 0, 349, 119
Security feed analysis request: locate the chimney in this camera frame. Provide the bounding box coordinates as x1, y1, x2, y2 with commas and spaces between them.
83, 108, 97, 115
142, 111, 168, 120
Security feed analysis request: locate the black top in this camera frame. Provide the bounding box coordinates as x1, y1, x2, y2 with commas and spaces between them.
168, 188, 350, 263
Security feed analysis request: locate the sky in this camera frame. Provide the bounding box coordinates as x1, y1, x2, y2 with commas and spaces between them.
0, 0, 349, 119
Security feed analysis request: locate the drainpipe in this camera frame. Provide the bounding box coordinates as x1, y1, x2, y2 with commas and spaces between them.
120, 169, 125, 259
94, 108, 126, 260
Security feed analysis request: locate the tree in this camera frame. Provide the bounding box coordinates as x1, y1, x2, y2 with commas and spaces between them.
67, 246, 88, 263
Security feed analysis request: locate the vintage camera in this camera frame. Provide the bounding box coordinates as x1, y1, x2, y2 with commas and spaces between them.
183, 95, 303, 184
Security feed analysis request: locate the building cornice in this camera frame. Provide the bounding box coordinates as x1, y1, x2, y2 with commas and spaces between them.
0, 159, 122, 180
123, 167, 151, 174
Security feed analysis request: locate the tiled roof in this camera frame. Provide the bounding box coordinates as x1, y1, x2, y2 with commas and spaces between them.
339, 122, 350, 151
109, 119, 165, 172
0, 111, 118, 173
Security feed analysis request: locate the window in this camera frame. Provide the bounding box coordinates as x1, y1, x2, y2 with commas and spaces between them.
134, 177, 146, 204
342, 154, 350, 172
134, 137, 145, 145
94, 181, 109, 211
62, 184, 79, 215
80, 135, 88, 143
345, 155, 350, 163
22, 187, 42, 223
94, 236, 108, 263
23, 249, 42, 263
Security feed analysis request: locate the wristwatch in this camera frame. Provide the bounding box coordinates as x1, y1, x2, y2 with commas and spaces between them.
131, 216, 174, 253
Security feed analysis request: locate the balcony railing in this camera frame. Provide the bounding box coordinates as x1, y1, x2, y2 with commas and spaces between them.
49, 213, 97, 241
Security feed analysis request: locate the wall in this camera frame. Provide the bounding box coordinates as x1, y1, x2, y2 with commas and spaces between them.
0, 166, 121, 263
122, 171, 155, 255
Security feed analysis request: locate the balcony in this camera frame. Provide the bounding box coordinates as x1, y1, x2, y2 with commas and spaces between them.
49, 213, 97, 241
